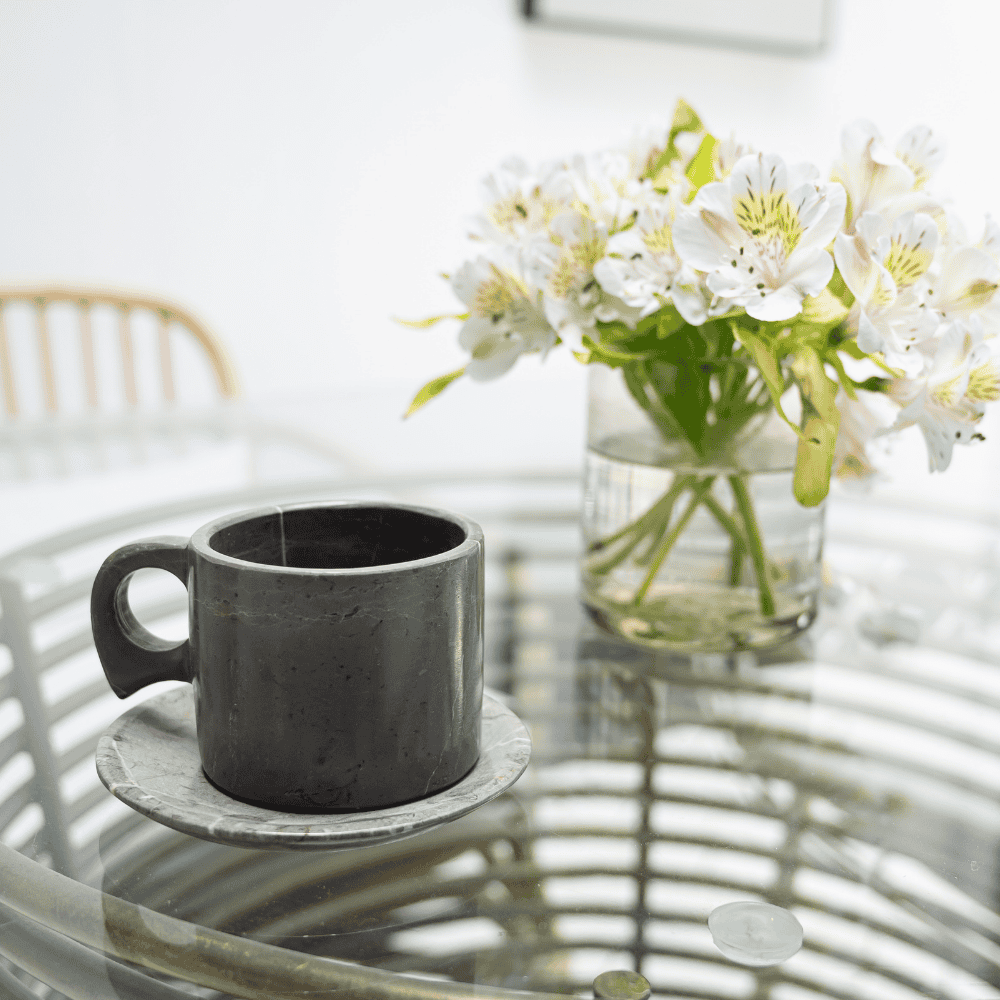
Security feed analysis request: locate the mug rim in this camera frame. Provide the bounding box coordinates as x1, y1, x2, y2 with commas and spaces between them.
189, 500, 483, 575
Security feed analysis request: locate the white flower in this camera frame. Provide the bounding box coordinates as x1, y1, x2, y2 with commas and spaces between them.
467, 157, 569, 288
672, 152, 846, 322
896, 125, 947, 191
833, 210, 940, 366
880, 318, 992, 471
470, 157, 571, 244
925, 245, 1000, 322
832, 120, 945, 233
622, 123, 671, 181
560, 151, 656, 234
969, 215, 1000, 338
714, 134, 755, 180
542, 212, 643, 350
592, 194, 709, 325
451, 256, 557, 381
831, 387, 896, 485
978, 213, 1000, 259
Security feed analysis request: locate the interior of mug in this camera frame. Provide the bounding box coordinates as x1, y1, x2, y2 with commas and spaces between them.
209, 506, 468, 569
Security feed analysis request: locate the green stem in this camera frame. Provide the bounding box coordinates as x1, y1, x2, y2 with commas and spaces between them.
632, 477, 714, 606
634, 473, 701, 565
702, 492, 747, 587
728, 473, 776, 616
585, 477, 691, 575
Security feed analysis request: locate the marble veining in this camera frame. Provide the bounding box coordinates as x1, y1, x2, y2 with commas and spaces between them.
96, 688, 531, 850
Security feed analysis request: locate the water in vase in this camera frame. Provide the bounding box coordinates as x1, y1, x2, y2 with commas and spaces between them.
581, 435, 825, 654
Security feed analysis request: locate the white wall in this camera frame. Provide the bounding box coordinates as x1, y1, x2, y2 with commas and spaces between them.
0, 0, 997, 507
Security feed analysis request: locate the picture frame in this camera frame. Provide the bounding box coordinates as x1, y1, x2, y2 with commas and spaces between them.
522, 0, 831, 56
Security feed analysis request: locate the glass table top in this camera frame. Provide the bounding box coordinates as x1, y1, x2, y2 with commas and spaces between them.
1, 471, 1000, 1000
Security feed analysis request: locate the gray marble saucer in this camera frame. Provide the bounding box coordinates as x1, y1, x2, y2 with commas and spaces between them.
96, 688, 531, 851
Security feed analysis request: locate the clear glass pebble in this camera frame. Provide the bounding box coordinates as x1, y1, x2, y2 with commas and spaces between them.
708, 901, 804, 967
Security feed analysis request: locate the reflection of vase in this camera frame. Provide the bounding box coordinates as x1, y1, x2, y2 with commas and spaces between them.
580, 364, 826, 654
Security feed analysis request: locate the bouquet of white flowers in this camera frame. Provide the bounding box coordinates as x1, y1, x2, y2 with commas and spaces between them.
404, 100, 1000, 646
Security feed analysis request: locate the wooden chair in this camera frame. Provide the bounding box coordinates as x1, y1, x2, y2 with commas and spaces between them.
0, 285, 372, 482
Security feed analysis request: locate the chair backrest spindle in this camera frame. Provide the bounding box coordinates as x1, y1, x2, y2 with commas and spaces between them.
117, 304, 138, 411
0, 286, 244, 481
79, 299, 99, 411
34, 299, 58, 415
157, 311, 175, 405
0, 301, 17, 418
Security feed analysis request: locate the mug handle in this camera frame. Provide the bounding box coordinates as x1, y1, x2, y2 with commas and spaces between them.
90, 537, 192, 699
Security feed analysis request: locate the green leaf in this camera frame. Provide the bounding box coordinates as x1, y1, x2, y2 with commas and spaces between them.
824, 348, 857, 401
394, 313, 469, 328
595, 311, 661, 346
647, 97, 706, 185
581, 335, 655, 367
794, 416, 838, 507
839, 339, 905, 377
403, 367, 465, 418
799, 288, 849, 326
826, 266, 855, 309
792, 346, 839, 423
641, 336, 714, 453
656, 305, 686, 339
683, 135, 718, 202
593, 311, 682, 357
621, 362, 687, 442
790, 347, 841, 507
737, 327, 810, 443
855, 375, 891, 392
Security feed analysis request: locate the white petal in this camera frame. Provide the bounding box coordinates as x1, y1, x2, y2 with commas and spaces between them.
855, 212, 892, 252
834, 232, 896, 308
855, 309, 885, 354
466, 343, 525, 381
591, 257, 629, 298
787, 161, 821, 188
895, 125, 946, 187
706, 270, 750, 297
881, 191, 947, 228
451, 258, 493, 308
784, 248, 835, 297
691, 181, 744, 232
796, 182, 847, 251
835, 120, 915, 224
843, 119, 905, 169
730, 153, 788, 198
933, 246, 1000, 314
672, 208, 738, 272
603, 229, 646, 257
746, 287, 804, 321
916, 407, 978, 472
980, 213, 1000, 257
893, 211, 939, 256
672, 284, 708, 325
457, 315, 500, 352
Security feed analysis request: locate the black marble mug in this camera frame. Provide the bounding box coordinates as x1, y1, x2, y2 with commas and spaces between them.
91, 501, 484, 812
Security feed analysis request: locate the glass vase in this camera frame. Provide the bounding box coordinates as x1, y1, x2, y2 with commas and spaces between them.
581, 363, 826, 654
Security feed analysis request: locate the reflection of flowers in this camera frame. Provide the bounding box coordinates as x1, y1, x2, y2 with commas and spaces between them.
671, 153, 846, 321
